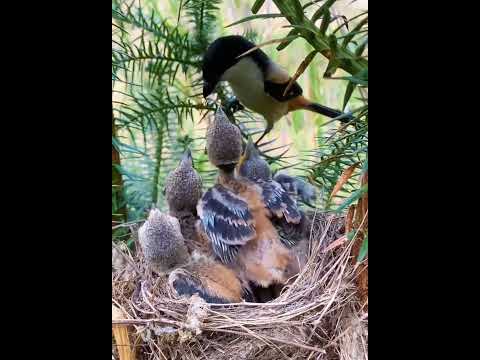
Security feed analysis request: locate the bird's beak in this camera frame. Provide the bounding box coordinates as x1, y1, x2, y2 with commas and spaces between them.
203, 81, 215, 98
183, 148, 193, 160
238, 137, 253, 168
182, 148, 193, 165
245, 137, 255, 159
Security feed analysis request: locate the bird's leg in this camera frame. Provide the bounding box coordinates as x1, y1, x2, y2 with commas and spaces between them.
223, 97, 244, 117
255, 122, 273, 146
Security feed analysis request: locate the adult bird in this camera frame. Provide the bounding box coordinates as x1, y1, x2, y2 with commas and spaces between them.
197, 107, 303, 290
202, 35, 353, 144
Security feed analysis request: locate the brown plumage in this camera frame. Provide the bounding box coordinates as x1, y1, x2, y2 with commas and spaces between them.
235, 137, 313, 288
168, 251, 246, 304
138, 208, 249, 303
198, 107, 303, 289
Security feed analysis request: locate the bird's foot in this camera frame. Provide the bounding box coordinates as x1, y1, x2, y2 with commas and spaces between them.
223, 97, 244, 117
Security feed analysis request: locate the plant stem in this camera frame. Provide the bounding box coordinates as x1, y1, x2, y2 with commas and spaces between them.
151, 119, 164, 205
112, 109, 128, 223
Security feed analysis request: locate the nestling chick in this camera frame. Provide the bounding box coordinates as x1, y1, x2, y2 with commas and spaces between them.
237, 138, 317, 206
235, 139, 313, 294
165, 149, 205, 253
273, 172, 317, 206
165, 149, 202, 215
138, 208, 189, 273
206, 107, 243, 170
236, 138, 313, 245
198, 107, 302, 289
138, 208, 249, 303
237, 138, 316, 203
237, 137, 271, 181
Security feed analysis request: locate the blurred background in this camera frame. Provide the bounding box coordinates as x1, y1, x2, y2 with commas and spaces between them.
112, 0, 368, 227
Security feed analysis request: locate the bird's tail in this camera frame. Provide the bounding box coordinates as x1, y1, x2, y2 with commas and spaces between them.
288, 96, 353, 123
305, 102, 353, 123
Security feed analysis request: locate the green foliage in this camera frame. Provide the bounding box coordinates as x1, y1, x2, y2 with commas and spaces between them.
112, 0, 210, 222
357, 234, 368, 262
183, 0, 222, 54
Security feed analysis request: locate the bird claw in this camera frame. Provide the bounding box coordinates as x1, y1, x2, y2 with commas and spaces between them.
223, 97, 244, 116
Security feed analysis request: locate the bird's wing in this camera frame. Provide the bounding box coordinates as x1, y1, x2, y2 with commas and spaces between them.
169, 268, 234, 304
257, 179, 302, 225
197, 184, 256, 263
272, 210, 308, 248
264, 80, 303, 102
263, 62, 303, 102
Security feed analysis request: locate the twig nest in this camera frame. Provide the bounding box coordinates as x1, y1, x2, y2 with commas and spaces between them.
112, 247, 126, 271
153, 326, 178, 344
179, 294, 209, 341
111, 212, 367, 359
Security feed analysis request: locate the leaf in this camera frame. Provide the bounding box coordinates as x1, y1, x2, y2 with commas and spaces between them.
282, 24, 319, 36
112, 137, 148, 156
336, 183, 368, 213
345, 204, 356, 234
292, 0, 304, 20
362, 158, 368, 172
324, 58, 340, 78
283, 50, 317, 96
356, 235, 368, 262
359, 170, 368, 218
319, 10, 331, 34
354, 37, 368, 57
303, 0, 328, 10
251, 0, 266, 14
343, 81, 357, 110
236, 35, 300, 59
331, 15, 349, 33
330, 162, 359, 200
311, 0, 336, 22
346, 230, 356, 241
331, 74, 367, 86
225, 13, 284, 28
327, 34, 338, 54
277, 28, 299, 51
342, 16, 368, 47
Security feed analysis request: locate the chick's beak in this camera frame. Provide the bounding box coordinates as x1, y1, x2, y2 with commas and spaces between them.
182, 148, 193, 164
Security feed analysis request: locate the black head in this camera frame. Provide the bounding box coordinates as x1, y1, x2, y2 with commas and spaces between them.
202, 35, 269, 98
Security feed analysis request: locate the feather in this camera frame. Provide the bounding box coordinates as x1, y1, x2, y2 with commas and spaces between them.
197, 184, 255, 263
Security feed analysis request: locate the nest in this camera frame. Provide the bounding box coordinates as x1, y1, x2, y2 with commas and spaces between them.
112, 212, 368, 360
